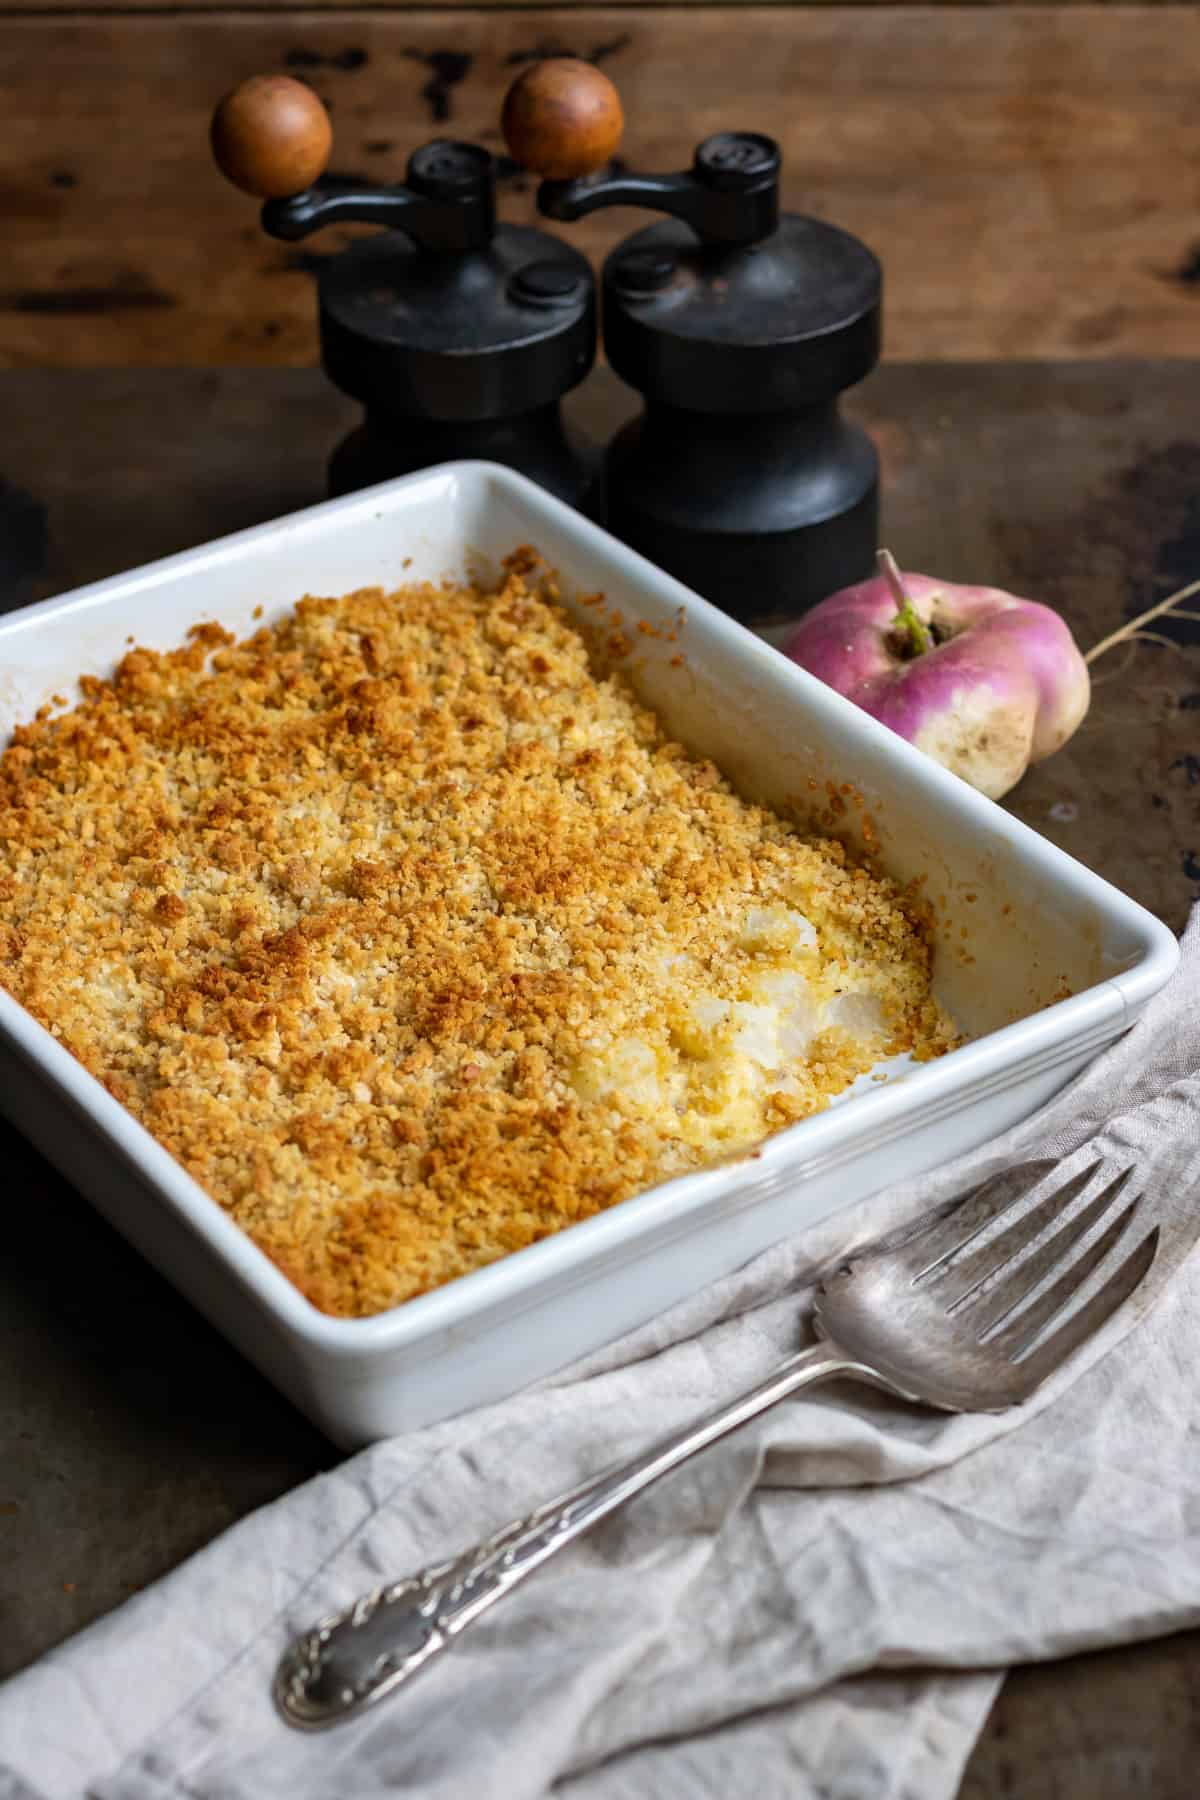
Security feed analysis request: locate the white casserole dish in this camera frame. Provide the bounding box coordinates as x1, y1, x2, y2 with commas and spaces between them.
0, 462, 1178, 1447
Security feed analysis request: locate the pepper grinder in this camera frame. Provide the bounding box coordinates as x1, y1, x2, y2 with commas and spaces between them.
502, 61, 883, 625
211, 74, 598, 506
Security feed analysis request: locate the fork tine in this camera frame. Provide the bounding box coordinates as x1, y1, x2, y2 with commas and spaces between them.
977, 1188, 1140, 1350
902, 1158, 1069, 1276
914, 1163, 1105, 1308
1012, 1226, 1160, 1384
962, 1167, 1138, 1333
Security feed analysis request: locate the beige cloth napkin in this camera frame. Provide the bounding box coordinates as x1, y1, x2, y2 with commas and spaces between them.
3, 912, 1200, 1800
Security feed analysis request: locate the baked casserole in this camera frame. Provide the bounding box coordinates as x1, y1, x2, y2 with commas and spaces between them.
0, 552, 955, 1317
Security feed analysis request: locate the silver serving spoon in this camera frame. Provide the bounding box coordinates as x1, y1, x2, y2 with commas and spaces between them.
275, 1158, 1155, 1730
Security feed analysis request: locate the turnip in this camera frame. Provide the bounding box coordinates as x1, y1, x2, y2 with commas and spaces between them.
781, 552, 1200, 801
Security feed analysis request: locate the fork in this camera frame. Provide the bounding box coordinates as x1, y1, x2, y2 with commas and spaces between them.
274, 1157, 1157, 1729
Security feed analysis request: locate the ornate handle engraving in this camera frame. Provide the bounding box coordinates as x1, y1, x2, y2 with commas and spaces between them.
274, 1342, 863, 1728
274, 1497, 600, 1729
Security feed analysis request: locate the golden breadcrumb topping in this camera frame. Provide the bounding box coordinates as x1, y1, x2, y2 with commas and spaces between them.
0, 553, 955, 1316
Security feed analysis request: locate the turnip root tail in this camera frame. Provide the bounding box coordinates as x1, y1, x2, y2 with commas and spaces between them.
1085, 575, 1200, 667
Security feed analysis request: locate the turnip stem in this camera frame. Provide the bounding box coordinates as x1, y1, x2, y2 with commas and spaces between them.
878, 548, 933, 657
1085, 575, 1200, 665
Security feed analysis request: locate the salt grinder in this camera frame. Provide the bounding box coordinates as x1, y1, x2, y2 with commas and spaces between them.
503, 61, 883, 626
211, 75, 597, 506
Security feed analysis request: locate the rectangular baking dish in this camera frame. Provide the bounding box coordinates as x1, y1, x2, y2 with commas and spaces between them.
0, 462, 1178, 1447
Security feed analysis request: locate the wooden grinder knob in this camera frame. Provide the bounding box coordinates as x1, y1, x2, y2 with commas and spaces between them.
501, 58, 624, 182
211, 74, 333, 199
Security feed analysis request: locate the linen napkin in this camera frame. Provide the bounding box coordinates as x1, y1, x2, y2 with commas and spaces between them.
4, 912, 1200, 1800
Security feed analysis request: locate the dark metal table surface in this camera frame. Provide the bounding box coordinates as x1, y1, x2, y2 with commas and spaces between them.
2, 363, 1199, 1796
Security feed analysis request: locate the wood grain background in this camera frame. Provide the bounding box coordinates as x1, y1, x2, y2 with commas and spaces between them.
1, 4, 1199, 368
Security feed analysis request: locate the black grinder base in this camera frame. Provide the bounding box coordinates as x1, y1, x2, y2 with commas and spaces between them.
606, 446, 878, 630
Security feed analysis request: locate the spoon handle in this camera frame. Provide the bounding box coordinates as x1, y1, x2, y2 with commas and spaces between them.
274, 1341, 864, 1729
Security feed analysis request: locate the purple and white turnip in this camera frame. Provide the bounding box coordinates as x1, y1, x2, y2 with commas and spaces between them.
780, 553, 1088, 800
781, 552, 1200, 802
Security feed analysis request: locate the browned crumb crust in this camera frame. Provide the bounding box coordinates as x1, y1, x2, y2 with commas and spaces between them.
0, 555, 955, 1316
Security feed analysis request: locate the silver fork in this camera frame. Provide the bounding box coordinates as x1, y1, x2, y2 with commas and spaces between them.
274, 1158, 1157, 1730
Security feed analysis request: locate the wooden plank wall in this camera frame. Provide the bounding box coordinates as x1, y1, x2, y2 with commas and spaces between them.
2, 5, 1198, 367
